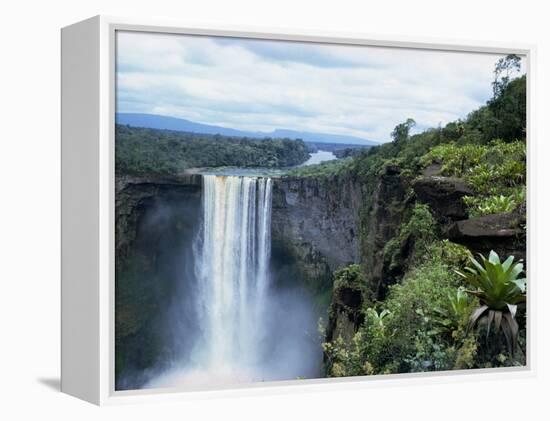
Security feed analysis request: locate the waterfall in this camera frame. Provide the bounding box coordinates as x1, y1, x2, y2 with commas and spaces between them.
195, 174, 273, 375
144, 172, 319, 389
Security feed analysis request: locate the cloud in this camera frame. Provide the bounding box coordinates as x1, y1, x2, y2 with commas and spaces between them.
116, 31, 522, 143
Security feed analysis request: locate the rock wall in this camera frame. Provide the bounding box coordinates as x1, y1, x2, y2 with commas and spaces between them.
115, 174, 202, 260
359, 165, 412, 300
115, 174, 202, 388
270, 176, 363, 292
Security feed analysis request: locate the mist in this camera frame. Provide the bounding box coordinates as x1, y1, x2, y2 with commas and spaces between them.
118, 175, 323, 390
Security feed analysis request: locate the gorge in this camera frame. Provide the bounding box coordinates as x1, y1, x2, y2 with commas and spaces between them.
116, 173, 326, 389
116, 156, 526, 389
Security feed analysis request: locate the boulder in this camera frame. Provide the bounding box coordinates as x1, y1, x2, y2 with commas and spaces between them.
446, 210, 526, 261
412, 176, 473, 222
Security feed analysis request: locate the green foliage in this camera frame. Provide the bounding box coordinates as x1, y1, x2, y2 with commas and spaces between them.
420, 143, 486, 177
449, 288, 470, 319
432, 287, 474, 337
322, 57, 527, 378
421, 140, 526, 216
348, 73, 525, 187
456, 251, 526, 354
324, 240, 478, 377
383, 203, 437, 272
488, 75, 526, 141
391, 118, 416, 146
439, 239, 473, 268
463, 192, 522, 217
492, 54, 522, 99
115, 125, 310, 176
333, 264, 366, 291
285, 157, 354, 178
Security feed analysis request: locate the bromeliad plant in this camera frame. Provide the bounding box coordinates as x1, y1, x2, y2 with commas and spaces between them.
433, 287, 470, 335
456, 251, 526, 355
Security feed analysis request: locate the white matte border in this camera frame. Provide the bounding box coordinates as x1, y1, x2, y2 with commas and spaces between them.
95, 15, 535, 405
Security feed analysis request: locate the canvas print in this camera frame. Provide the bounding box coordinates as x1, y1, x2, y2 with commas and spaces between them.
114, 30, 527, 391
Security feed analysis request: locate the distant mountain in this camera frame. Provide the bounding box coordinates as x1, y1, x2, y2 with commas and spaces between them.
115, 113, 254, 138
116, 113, 379, 146
270, 129, 377, 146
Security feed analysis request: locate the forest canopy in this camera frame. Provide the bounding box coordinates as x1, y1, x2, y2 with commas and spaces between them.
115, 125, 310, 176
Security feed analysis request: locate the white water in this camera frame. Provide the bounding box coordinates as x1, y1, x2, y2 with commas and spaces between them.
145, 173, 319, 389
196, 174, 273, 373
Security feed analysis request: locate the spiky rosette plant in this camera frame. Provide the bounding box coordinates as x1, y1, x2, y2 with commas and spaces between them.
456, 251, 526, 355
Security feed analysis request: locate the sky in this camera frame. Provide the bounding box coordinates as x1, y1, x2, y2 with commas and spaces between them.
116, 31, 521, 143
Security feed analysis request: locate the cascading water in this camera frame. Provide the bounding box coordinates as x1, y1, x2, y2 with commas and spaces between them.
146, 173, 319, 389
194, 175, 273, 378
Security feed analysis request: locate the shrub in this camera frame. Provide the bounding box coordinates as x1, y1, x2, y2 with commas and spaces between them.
421, 140, 526, 216
383, 204, 437, 272
463, 193, 518, 217
333, 264, 366, 291
324, 240, 476, 377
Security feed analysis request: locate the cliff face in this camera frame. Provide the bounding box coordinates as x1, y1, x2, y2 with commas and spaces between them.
359, 165, 412, 300
411, 170, 526, 262
115, 174, 202, 388
116, 174, 202, 261
270, 169, 414, 340
114, 167, 526, 383
270, 176, 363, 293
323, 165, 527, 353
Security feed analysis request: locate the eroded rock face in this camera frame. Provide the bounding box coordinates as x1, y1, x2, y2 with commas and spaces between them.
412, 175, 473, 222
446, 208, 526, 261
326, 285, 364, 344
116, 174, 202, 261
271, 176, 363, 290
115, 174, 202, 388
360, 165, 412, 300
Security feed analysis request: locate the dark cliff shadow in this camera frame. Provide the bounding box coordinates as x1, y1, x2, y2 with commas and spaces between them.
37, 377, 60, 392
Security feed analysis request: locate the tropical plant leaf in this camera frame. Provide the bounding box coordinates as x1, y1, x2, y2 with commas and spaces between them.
508, 262, 524, 282
501, 317, 513, 355
488, 250, 500, 265
501, 255, 515, 273
512, 278, 527, 293
459, 251, 526, 356
506, 303, 517, 319
469, 305, 489, 330
503, 312, 519, 355
486, 310, 495, 339
493, 310, 503, 333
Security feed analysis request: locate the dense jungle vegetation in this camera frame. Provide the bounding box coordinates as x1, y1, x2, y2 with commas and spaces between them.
302, 55, 528, 376
115, 125, 310, 175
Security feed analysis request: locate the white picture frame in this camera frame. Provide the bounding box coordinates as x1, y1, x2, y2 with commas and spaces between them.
61, 15, 535, 405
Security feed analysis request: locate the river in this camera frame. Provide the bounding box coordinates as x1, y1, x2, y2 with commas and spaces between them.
300, 150, 337, 166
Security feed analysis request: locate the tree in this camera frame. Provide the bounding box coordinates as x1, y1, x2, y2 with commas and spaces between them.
492, 54, 521, 99
488, 75, 526, 141
391, 118, 416, 146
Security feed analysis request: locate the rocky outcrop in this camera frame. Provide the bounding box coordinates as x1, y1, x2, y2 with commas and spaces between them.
412, 171, 526, 262
446, 208, 526, 261
412, 175, 473, 223
325, 280, 365, 344
271, 176, 363, 290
